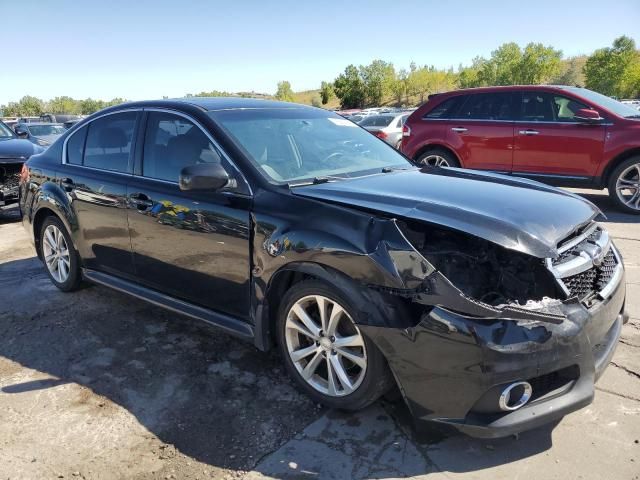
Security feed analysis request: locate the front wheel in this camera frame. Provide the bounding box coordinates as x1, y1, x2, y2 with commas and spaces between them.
40, 216, 82, 291
608, 156, 640, 214
415, 148, 460, 168
277, 280, 393, 410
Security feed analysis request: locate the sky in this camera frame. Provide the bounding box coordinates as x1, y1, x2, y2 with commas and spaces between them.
1, 0, 639, 104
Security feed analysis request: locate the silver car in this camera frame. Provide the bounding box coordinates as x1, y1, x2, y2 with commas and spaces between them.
14, 122, 66, 147
359, 113, 408, 149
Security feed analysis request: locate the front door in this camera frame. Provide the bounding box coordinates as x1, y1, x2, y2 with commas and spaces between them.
512, 91, 606, 183
60, 111, 139, 276
446, 92, 515, 172
126, 110, 252, 319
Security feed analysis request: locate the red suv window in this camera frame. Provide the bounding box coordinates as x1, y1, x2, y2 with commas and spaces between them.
457, 93, 515, 121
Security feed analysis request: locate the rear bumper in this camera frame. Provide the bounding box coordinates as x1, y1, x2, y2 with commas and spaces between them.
362, 269, 626, 439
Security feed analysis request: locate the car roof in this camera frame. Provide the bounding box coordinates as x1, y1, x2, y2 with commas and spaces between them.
155, 97, 308, 111
435, 85, 583, 96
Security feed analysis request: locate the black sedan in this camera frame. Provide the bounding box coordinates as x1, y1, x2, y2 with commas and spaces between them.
19, 98, 626, 438
0, 120, 44, 207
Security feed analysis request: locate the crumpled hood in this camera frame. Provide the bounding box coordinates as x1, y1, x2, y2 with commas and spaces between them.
292, 167, 601, 258
0, 138, 44, 160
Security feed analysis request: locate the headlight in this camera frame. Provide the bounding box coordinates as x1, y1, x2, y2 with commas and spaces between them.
399, 221, 561, 306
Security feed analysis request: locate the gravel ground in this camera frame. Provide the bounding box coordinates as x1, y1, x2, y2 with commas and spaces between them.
0, 188, 639, 480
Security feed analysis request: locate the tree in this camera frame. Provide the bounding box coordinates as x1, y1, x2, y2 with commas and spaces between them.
457, 56, 485, 88
474, 42, 562, 86
47, 96, 81, 114
333, 65, 367, 109
391, 68, 408, 105
320, 81, 334, 105
359, 60, 395, 106
585, 36, 640, 97
1, 95, 45, 116
311, 96, 322, 108
79, 98, 106, 115
551, 56, 587, 86
275, 81, 295, 102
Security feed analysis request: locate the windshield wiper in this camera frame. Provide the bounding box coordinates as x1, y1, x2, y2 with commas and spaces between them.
288, 176, 347, 187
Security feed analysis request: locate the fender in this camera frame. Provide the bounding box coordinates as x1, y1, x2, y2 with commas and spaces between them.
29, 181, 80, 255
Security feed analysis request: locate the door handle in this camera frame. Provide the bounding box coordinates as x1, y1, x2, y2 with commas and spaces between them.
60, 177, 74, 191
129, 192, 153, 210
519, 129, 539, 135
451, 127, 468, 133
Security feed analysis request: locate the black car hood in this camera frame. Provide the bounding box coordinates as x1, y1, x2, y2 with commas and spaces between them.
0, 138, 42, 161
292, 167, 601, 258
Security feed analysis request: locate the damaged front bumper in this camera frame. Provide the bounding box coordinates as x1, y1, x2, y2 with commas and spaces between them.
362, 264, 626, 439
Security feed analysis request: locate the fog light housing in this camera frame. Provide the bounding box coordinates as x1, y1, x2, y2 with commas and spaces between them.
499, 382, 532, 411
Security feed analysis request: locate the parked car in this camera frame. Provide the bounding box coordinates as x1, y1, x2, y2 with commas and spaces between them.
63, 119, 82, 129
16, 116, 41, 124
359, 113, 408, 148
39, 113, 83, 124
0, 120, 44, 207
402, 85, 640, 213
20, 98, 626, 438
15, 122, 66, 147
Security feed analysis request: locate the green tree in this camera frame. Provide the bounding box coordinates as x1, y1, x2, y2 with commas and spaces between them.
275, 81, 295, 102
2, 95, 45, 116
585, 36, 640, 97
359, 60, 395, 106
551, 55, 587, 86
333, 65, 366, 109
47, 96, 81, 114
457, 56, 485, 88
320, 81, 334, 105
391, 68, 408, 105
79, 98, 106, 115
311, 96, 322, 108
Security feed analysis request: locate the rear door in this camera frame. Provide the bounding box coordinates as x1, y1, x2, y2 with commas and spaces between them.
59, 111, 139, 276
125, 110, 252, 319
446, 92, 516, 172
512, 91, 606, 183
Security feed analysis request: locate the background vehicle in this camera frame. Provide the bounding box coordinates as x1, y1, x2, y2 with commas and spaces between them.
359, 113, 408, 148
0, 120, 44, 207
402, 85, 640, 213
39, 113, 82, 124
19, 98, 626, 438
15, 122, 65, 146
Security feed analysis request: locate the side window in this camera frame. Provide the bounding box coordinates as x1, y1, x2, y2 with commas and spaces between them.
520, 92, 554, 122
142, 112, 223, 182
457, 93, 514, 120
66, 126, 87, 165
84, 112, 137, 172
424, 96, 465, 119
552, 95, 588, 122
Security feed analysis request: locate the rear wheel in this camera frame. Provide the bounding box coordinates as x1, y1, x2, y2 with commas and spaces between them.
40, 216, 82, 291
277, 280, 393, 410
416, 148, 460, 168
608, 156, 640, 214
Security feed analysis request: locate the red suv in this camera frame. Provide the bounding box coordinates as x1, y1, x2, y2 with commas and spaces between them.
402, 85, 640, 213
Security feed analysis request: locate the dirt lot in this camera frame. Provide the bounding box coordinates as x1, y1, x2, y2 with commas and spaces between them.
1, 189, 639, 480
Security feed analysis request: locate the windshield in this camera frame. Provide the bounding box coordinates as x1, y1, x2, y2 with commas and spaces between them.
28, 124, 66, 136
0, 122, 15, 139
564, 87, 640, 118
209, 108, 410, 184
359, 115, 395, 127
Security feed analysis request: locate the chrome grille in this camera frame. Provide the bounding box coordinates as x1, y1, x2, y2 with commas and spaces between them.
547, 223, 622, 303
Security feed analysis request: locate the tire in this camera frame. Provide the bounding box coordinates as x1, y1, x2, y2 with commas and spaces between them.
607, 156, 640, 214
415, 148, 460, 168
39, 216, 82, 291
276, 279, 393, 410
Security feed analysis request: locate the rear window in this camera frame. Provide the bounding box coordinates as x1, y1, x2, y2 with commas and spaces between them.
423, 96, 466, 119
84, 112, 137, 172
66, 126, 87, 165
359, 115, 395, 127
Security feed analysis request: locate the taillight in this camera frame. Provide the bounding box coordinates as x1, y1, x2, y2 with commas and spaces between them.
20, 163, 29, 184
402, 125, 411, 137
375, 131, 388, 139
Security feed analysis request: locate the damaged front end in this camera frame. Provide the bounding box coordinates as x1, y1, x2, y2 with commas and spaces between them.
360, 218, 627, 438
0, 161, 23, 207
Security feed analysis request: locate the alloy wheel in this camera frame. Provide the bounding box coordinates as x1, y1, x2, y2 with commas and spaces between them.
285, 295, 367, 397
615, 162, 640, 211
421, 154, 449, 167
42, 224, 71, 283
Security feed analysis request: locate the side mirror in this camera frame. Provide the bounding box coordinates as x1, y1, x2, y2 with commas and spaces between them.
179, 163, 229, 191
575, 108, 604, 123
15, 127, 29, 138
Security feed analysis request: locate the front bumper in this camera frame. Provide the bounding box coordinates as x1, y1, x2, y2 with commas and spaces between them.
362, 268, 626, 439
